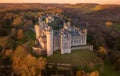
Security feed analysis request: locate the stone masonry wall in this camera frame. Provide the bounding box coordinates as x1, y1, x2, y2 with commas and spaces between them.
71, 45, 93, 51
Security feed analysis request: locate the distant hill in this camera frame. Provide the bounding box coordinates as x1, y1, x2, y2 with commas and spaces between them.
62, 3, 120, 22
92, 4, 120, 11
61, 3, 120, 14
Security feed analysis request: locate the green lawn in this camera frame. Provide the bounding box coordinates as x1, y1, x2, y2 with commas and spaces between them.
47, 49, 102, 66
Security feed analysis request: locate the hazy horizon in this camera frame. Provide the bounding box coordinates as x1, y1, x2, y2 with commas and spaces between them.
0, 0, 120, 5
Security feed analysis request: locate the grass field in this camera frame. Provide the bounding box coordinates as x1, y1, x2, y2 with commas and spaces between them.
47, 49, 103, 66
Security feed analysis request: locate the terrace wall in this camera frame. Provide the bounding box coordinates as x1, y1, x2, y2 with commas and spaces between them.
71, 45, 93, 51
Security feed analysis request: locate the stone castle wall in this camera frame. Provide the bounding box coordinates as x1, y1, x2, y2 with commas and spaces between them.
71, 45, 93, 51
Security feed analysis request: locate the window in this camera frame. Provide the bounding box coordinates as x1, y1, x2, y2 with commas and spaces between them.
63, 42, 68, 49
79, 40, 81, 43
71, 40, 73, 44
74, 40, 76, 44
77, 40, 78, 43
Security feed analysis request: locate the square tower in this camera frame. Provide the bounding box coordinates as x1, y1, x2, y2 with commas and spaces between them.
61, 33, 71, 54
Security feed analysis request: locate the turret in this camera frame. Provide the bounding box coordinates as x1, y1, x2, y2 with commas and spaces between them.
63, 22, 72, 31
45, 16, 54, 24
46, 27, 53, 56
63, 23, 67, 29
38, 17, 44, 29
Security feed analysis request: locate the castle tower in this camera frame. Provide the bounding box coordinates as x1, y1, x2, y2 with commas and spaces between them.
46, 27, 53, 56
34, 25, 40, 39
63, 23, 68, 29
45, 16, 54, 24
38, 17, 44, 29
46, 17, 49, 24
61, 33, 71, 54
38, 17, 43, 25
67, 22, 71, 27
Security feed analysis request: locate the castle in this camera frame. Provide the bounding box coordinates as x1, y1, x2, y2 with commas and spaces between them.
33, 15, 87, 56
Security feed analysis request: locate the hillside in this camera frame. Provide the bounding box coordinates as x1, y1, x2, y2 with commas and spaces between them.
87, 5, 120, 22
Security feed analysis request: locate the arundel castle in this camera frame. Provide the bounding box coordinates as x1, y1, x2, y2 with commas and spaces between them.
33, 15, 89, 56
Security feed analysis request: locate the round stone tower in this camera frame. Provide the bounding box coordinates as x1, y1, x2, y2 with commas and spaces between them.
46, 27, 53, 56
34, 25, 40, 39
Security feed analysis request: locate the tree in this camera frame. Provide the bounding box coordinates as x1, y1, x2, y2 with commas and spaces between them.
0, 27, 9, 36
76, 70, 82, 76
12, 45, 46, 76
105, 21, 113, 26
23, 20, 33, 30
98, 46, 108, 60
114, 58, 120, 70
90, 70, 99, 76
114, 37, 120, 50
12, 17, 23, 27
98, 46, 108, 55
0, 37, 11, 53
17, 29, 25, 40
9, 28, 16, 39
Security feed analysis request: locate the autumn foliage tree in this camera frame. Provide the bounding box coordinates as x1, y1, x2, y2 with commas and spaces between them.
90, 70, 99, 76
105, 21, 113, 26
17, 29, 25, 40
98, 46, 108, 60
12, 17, 23, 27
76, 70, 82, 76
12, 45, 46, 76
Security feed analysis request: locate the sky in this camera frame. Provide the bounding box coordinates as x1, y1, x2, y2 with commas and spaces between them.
0, 0, 120, 4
